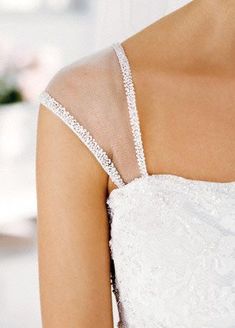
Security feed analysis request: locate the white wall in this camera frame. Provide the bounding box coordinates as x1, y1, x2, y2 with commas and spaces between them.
0, 11, 96, 66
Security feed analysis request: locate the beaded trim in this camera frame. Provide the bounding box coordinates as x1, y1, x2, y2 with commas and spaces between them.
112, 42, 148, 177
39, 91, 125, 188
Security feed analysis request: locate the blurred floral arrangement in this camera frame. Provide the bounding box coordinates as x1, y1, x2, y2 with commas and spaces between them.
0, 36, 61, 105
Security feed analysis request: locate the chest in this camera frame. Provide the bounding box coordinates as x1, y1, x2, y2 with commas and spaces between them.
135, 72, 235, 180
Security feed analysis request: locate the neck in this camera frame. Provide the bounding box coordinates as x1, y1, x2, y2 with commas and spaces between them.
132, 0, 235, 74
183, 0, 235, 52
192, 0, 235, 32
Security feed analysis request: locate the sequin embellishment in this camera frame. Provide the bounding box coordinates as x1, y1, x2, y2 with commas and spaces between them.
39, 91, 125, 188
112, 42, 148, 177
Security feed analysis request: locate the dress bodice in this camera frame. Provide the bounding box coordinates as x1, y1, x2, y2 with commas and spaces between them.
39, 41, 235, 328
107, 174, 235, 327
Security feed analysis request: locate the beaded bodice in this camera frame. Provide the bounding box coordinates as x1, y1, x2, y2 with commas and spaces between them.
107, 174, 235, 328
39, 42, 235, 327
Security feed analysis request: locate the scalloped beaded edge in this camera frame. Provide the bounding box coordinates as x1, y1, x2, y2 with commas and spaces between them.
112, 42, 148, 178
39, 91, 125, 188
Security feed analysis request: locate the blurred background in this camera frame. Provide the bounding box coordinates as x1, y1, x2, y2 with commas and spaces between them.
0, 0, 191, 327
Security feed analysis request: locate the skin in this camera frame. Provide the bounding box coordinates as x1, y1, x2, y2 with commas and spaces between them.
36, 0, 235, 327
120, 0, 235, 189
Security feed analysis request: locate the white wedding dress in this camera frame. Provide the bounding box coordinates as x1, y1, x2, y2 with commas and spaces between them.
39, 42, 235, 328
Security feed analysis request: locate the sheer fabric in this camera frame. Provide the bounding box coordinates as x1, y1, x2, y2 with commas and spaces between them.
39, 42, 235, 327
39, 44, 141, 186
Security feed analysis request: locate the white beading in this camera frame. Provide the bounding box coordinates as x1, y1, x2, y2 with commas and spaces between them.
107, 174, 235, 328
39, 91, 125, 188
112, 42, 148, 178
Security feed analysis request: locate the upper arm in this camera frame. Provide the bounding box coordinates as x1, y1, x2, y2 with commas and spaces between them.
36, 69, 114, 327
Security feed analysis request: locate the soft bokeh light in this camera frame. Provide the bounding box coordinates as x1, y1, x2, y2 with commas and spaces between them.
0, 0, 41, 11
47, 0, 71, 11
0, 2, 96, 327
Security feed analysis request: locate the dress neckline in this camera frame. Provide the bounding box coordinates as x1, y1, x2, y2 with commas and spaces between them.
107, 172, 235, 203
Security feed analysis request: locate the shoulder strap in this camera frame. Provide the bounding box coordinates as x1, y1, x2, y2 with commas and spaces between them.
112, 42, 148, 178
39, 91, 125, 188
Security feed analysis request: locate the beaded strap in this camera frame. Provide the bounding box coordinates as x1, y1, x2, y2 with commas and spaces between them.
112, 42, 148, 177
39, 91, 125, 188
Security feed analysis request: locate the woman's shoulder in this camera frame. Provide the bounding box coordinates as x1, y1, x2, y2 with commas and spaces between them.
38, 43, 124, 185
43, 45, 117, 107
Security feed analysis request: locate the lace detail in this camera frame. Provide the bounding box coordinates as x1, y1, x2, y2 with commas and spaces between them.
39, 91, 125, 188
107, 175, 235, 328
112, 42, 148, 178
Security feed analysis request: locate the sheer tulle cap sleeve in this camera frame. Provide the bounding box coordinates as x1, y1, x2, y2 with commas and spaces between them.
39, 44, 144, 189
